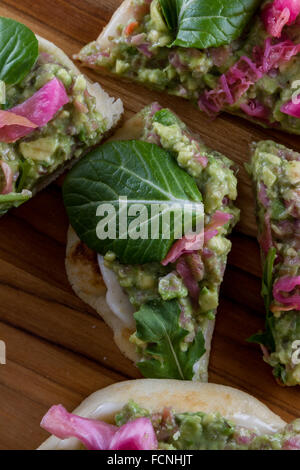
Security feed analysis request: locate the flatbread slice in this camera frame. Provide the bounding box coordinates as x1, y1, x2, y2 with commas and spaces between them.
0, 33, 123, 216
249, 140, 300, 386
76, 0, 300, 135
38, 379, 288, 450
65, 104, 239, 381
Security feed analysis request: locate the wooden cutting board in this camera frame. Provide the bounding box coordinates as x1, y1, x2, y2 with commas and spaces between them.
0, 0, 299, 450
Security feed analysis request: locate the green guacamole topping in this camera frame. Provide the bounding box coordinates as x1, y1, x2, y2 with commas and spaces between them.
115, 400, 300, 450
78, 0, 300, 135
0, 53, 107, 216
104, 105, 239, 380
249, 140, 300, 386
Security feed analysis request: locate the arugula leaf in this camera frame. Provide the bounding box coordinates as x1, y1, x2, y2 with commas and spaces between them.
273, 363, 287, 384
247, 311, 275, 352
135, 299, 206, 379
159, 0, 261, 49
248, 247, 276, 351
0, 17, 38, 86
63, 140, 203, 265
261, 247, 276, 313
16, 159, 32, 192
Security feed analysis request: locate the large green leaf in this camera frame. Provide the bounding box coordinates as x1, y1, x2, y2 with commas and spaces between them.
63, 140, 203, 264
135, 299, 206, 379
0, 18, 38, 85
159, 0, 261, 49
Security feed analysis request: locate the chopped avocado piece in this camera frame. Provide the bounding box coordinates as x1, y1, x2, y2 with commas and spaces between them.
115, 59, 130, 74
271, 199, 286, 220
207, 234, 231, 256
262, 166, 276, 188
19, 136, 58, 161
199, 286, 219, 313
286, 161, 300, 185
159, 272, 188, 300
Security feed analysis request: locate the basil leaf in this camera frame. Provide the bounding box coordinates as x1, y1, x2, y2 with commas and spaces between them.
0, 17, 38, 85
135, 299, 206, 379
63, 140, 203, 265
159, 0, 181, 30
159, 0, 261, 49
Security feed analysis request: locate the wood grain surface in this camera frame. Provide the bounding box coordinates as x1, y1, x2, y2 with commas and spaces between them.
0, 0, 299, 450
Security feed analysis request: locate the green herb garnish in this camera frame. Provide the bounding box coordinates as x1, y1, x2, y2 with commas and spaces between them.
135, 299, 206, 379
0, 17, 38, 86
159, 0, 261, 49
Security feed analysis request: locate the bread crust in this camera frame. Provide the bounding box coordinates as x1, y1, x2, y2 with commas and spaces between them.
38, 379, 286, 450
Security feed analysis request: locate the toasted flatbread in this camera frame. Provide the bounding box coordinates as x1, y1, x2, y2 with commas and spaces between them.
38, 379, 286, 450
65, 111, 215, 374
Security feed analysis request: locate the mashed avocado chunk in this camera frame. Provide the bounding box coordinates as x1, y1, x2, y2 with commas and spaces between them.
0, 54, 107, 216
115, 400, 300, 450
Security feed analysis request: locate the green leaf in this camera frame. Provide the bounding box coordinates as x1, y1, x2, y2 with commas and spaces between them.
135, 299, 206, 379
261, 247, 276, 313
16, 159, 32, 192
273, 363, 287, 384
153, 108, 181, 127
0, 17, 38, 85
63, 140, 203, 265
248, 247, 277, 351
247, 332, 267, 345
159, 0, 261, 49
159, 0, 181, 31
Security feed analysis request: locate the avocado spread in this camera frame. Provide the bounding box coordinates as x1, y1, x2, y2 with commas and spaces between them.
115, 400, 300, 450
0, 53, 107, 216
250, 140, 300, 386
78, 0, 300, 134
104, 104, 239, 380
